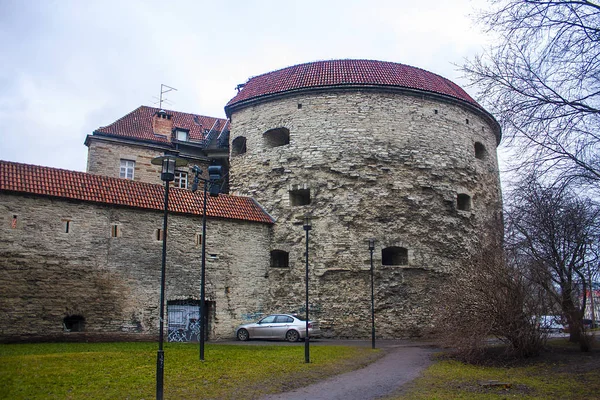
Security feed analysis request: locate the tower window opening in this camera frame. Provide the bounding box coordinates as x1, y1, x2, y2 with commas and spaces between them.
474, 142, 487, 160
232, 136, 247, 155
111, 224, 120, 238
457, 194, 472, 211
63, 315, 85, 332
382, 247, 408, 266
264, 127, 290, 148
156, 228, 164, 241
270, 250, 289, 268
289, 188, 311, 206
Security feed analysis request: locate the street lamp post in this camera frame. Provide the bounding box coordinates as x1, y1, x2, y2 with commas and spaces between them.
191, 165, 222, 361
368, 239, 376, 349
151, 154, 187, 400
303, 215, 312, 364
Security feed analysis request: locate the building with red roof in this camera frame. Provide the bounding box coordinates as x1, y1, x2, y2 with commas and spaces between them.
1, 59, 503, 342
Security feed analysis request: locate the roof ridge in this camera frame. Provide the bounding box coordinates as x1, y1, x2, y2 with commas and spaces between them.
0, 160, 272, 224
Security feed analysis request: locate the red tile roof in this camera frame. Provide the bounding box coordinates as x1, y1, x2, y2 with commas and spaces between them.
94, 106, 228, 144
226, 59, 480, 113
0, 161, 274, 224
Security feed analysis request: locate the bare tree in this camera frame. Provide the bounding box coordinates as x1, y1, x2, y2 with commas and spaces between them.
464, 0, 600, 188
506, 176, 600, 350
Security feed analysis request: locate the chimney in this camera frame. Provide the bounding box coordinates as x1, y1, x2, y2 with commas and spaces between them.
152, 110, 174, 138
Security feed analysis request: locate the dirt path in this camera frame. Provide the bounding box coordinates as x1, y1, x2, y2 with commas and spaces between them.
260, 342, 435, 400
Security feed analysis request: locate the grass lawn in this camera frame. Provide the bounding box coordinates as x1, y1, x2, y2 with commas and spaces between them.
0, 342, 380, 399
394, 339, 600, 400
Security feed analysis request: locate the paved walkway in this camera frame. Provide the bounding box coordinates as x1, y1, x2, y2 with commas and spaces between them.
260, 340, 436, 400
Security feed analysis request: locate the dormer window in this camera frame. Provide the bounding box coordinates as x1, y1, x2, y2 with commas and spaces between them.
176, 129, 189, 142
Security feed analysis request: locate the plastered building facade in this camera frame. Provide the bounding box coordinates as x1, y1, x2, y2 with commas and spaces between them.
0, 59, 502, 342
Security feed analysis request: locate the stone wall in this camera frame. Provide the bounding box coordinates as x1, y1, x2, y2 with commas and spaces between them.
86, 138, 212, 187
229, 89, 503, 338
0, 192, 271, 342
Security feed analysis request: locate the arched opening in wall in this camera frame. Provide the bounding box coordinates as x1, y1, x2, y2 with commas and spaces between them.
382, 247, 408, 266
474, 142, 487, 159
264, 128, 290, 148
457, 194, 472, 211
270, 250, 289, 268
63, 315, 85, 332
231, 136, 247, 155
289, 188, 310, 206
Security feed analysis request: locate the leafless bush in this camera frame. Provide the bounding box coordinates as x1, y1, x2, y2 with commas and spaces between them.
437, 242, 546, 362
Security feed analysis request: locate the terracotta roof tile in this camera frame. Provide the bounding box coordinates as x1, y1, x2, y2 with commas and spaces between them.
0, 161, 274, 224
226, 59, 480, 112
95, 106, 228, 144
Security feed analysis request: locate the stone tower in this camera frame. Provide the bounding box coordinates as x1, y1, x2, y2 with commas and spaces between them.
225, 59, 502, 338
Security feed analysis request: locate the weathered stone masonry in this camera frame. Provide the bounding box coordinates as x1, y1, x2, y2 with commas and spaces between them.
0, 59, 503, 341
227, 88, 502, 338
0, 192, 271, 341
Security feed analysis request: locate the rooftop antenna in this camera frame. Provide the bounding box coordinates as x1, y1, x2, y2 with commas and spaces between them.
153, 84, 177, 109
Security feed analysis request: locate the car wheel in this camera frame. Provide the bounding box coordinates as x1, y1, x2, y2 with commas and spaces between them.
285, 330, 299, 342
237, 328, 249, 341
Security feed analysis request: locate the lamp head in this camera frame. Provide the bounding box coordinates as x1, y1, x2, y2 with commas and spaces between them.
368, 238, 375, 251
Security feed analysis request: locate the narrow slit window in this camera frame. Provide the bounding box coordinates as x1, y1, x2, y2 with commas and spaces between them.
156, 228, 164, 241
195, 233, 203, 246
111, 225, 120, 238
62, 219, 71, 233
474, 142, 487, 160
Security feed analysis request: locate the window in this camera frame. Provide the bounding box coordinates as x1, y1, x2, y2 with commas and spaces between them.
457, 194, 472, 211
62, 219, 71, 233
264, 127, 290, 148
232, 136, 247, 155
290, 189, 310, 206
120, 159, 135, 180
63, 315, 85, 332
382, 247, 408, 266
275, 315, 293, 323
195, 233, 202, 246
111, 225, 120, 238
270, 250, 289, 268
474, 142, 487, 160
176, 129, 189, 141
174, 171, 188, 189
156, 228, 164, 241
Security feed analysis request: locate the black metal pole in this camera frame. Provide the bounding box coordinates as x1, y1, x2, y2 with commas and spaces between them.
200, 181, 207, 361
156, 180, 169, 400
304, 222, 311, 363
370, 246, 375, 349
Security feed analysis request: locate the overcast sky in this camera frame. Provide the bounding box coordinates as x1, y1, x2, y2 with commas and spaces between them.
0, 0, 494, 172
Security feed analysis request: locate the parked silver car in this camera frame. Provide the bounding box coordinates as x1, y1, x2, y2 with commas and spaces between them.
236, 314, 321, 342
